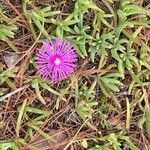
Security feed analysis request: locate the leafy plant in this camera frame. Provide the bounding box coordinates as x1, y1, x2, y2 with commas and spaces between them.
88, 145, 110, 150
110, 38, 128, 78
76, 79, 98, 120
31, 77, 65, 105
23, 3, 60, 40
70, 14, 92, 58
139, 44, 150, 70
97, 67, 123, 108
90, 32, 114, 62
0, 68, 18, 89
95, 11, 114, 29
0, 141, 18, 150
0, 24, 17, 41
98, 72, 122, 97
1, 0, 150, 149
0, 8, 18, 52
88, 132, 139, 150
73, 0, 104, 20
17, 101, 54, 142
51, 13, 79, 39
117, 41, 140, 79
116, 0, 148, 38
29, 6, 60, 39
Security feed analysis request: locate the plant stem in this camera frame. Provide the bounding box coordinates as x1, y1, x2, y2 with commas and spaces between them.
6, 38, 18, 52
22, 0, 37, 40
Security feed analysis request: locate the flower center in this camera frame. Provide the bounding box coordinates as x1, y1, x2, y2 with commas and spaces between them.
54, 57, 61, 66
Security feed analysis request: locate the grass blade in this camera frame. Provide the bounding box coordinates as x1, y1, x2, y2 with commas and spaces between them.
16, 98, 27, 137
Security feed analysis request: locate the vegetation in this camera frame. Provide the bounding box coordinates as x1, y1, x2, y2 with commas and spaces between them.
0, 0, 150, 149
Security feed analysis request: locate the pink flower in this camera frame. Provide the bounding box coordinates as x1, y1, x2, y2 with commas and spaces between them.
36, 38, 77, 82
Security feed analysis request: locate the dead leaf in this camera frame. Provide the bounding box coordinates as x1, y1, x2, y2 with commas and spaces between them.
3, 52, 21, 68
108, 116, 122, 126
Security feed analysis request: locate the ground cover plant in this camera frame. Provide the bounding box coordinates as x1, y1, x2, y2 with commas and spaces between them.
0, 0, 150, 149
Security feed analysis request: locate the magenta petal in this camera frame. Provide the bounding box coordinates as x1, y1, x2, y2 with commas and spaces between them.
35, 38, 77, 82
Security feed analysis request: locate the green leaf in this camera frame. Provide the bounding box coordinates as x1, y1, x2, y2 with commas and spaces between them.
41, 83, 62, 96
0, 142, 13, 150
33, 82, 46, 105
81, 140, 88, 148
16, 99, 27, 136
31, 15, 50, 39
25, 106, 49, 115
43, 11, 61, 17
100, 76, 121, 92
0, 24, 17, 40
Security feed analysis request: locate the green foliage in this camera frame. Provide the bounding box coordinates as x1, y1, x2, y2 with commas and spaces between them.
0, 68, 18, 89
0, 8, 18, 51
89, 145, 110, 150
76, 79, 98, 120
139, 44, 150, 70
73, 0, 104, 20
0, 24, 17, 41
88, 133, 139, 150
90, 32, 114, 61
29, 7, 59, 39
115, 41, 140, 78
31, 77, 65, 105
0, 141, 18, 150
109, 0, 150, 81
116, 0, 148, 37
95, 11, 114, 29
17, 102, 53, 143
0, 103, 52, 150
98, 71, 122, 97
70, 14, 92, 58
24, 5, 60, 39
80, 139, 88, 148
51, 13, 79, 39
0, 0, 150, 149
